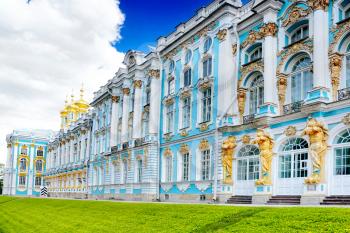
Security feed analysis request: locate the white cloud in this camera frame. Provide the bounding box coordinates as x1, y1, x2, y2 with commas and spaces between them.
0, 0, 125, 163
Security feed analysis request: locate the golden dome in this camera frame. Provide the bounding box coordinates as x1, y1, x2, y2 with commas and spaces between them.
60, 97, 69, 116
74, 86, 90, 112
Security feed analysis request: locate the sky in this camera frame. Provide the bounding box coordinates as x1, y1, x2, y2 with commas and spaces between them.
0, 0, 249, 164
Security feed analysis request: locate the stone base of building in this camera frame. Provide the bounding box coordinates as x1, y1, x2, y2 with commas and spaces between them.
49, 192, 88, 199
300, 195, 325, 205
88, 193, 157, 202
159, 193, 214, 203
252, 195, 271, 205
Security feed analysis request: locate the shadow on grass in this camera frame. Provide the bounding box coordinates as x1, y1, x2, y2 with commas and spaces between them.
190, 208, 266, 233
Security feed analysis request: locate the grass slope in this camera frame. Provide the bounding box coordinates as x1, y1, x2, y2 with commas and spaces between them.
0, 196, 350, 233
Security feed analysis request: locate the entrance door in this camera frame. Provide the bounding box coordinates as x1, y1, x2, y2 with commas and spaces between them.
235, 145, 260, 196
276, 138, 309, 195
331, 143, 350, 195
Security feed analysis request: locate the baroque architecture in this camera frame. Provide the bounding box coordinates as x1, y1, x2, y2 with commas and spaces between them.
4, 0, 350, 205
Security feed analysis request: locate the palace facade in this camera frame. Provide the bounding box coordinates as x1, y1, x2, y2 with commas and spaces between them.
4, 0, 350, 205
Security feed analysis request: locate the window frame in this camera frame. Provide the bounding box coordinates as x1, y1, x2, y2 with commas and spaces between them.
201, 87, 212, 123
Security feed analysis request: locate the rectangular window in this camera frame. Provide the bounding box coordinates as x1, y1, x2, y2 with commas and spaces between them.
201, 150, 211, 180
19, 176, 26, 185
346, 56, 350, 88
248, 158, 260, 180
335, 147, 350, 175
202, 88, 212, 122
37, 150, 43, 157
184, 69, 191, 87
165, 157, 172, 182
203, 58, 212, 78
279, 155, 292, 178
166, 104, 174, 133
237, 160, 247, 180
182, 153, 190, 181
293, 153, 308, 178
182, 97, 191, 129
168, 79, 175, 95
137, 160, 142, 183
35, 177, 42, 186
123, 161, 128, 184
21, 147, 28, 155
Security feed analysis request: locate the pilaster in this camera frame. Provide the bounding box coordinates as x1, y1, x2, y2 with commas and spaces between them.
133, 80, 143, 139
148, 69, 161, 141
110, 95, 120, 147
121, 87, 130, 143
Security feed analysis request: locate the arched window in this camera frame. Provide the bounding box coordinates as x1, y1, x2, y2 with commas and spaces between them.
290, 24, 309, 44
237, 145, 260, 180
248, 74, 264, 114
290, 56, 313, 103
185, 49, 192, 64
343, 43, 350, 89
20, 158, 27, 172
204, 37, 212, 53
279, 138, 308, 178
36, 160, 43, 172
169, 60, 175, 73
334, 129, 350, 175
249, 46, 262, 62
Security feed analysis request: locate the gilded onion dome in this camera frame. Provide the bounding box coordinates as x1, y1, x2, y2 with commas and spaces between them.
74, 86, 90, 113
60, 97, 69, 117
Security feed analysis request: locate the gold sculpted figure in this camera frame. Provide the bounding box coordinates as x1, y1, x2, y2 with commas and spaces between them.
302, 118, 328, 184
252, 129, 274, 185
221, 136, 237, 184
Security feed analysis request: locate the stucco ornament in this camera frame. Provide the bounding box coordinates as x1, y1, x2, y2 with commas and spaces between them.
242, 135, 251, 144
237, 88, 247, 121
277, 74, 288, 112
307, 0, 329, 11
284, 126, 297, 137
282, 6, 311, 27
199, 139, 210, 151
240, 60, 264, 81
179, 144, 190, 155
232, 44, 237, 56
216, 29, 227, 41
260, 22, 278, 37
302, 118, 328, 184
241, 30, 262, 49
252, 129, 274, 186
148, 69, 160, 79
342, 113, 350, 126
329, 53, 343, 100
221, 136, 237, 184
163, 147, 172, 157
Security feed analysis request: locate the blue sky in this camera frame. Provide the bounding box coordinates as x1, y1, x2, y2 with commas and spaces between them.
116, 0, 249, 53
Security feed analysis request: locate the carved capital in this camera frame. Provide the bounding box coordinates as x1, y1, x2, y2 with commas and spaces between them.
307, 0, 329, 11
232, 44, 237, 56
216, 29, 227, 41
111, 96, 120, 103
260, 22, 278, 37
134, 80, 142, 89
122, 88, 130, 96
148, 69, 160, 79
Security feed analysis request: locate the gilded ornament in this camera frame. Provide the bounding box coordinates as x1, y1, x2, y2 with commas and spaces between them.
111, 96, 120, 103
180, 129, 188, 137
122, 88, 130, 96
252, 129, 274, 186
242, 135, 251, 144
307, 0, 329, 11
180, 144, 190, 155
329, 53, 343, 100
216, 29, 227, 41
199, 139, 210, 151
329, 20, 350, 53
134, 80, 143, 89
198, 79, 212, 91
302, 118, 328, 184
342, 113, 350, 126
284, 126, 297, 137
240, 59, 264, 81
200, 123, 209, 131
260, 22, 278, 37
163, 147, 172, 157
232, 44, 237, 56
221, 136, 237, 184
179, 88, 191, 99
241, 30, 262, 49
237, 88, 247, 121
148, 69, 160, 79
277, 74, 288, 112
282, 6, 311, 27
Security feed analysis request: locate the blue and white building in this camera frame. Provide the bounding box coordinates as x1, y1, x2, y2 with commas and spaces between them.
5, 0, 350, 205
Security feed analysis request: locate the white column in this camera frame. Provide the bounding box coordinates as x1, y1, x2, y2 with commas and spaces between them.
28, 144, 35, 195
149, 70, 161, 136
110, 96, 120, 147
80, 137, 84, 161
312, 4, 330, 92
4, 144, 12, 194
133, 80, 143, 139
70, 138, 74, 163
121, 88, 130, 143
262, 14, 278, 107
217, 29, 237, 120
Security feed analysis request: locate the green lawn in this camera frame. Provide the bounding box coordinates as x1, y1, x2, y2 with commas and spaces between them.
0, 196, 350, 233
